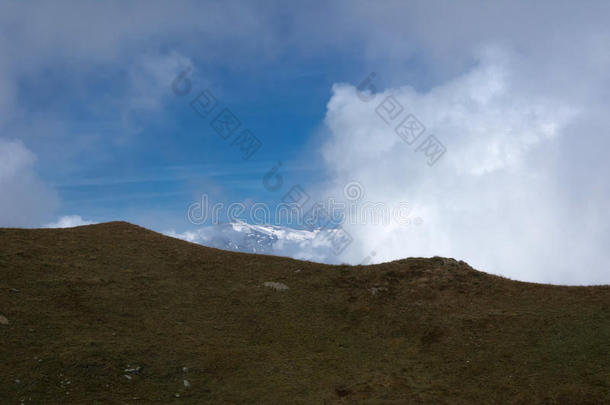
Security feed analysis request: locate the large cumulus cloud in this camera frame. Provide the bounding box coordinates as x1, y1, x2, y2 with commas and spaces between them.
320, 46, 609, 285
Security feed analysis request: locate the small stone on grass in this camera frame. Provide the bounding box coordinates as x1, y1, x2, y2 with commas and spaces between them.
263, 281, 289, 291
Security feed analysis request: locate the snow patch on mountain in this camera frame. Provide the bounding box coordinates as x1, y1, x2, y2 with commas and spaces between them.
164, 220, 341, 263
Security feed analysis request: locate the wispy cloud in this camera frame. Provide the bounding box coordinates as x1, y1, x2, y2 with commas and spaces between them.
45, 215, 95, 229
0, 138, 58, 227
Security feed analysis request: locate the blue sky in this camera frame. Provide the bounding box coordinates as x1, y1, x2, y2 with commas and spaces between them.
4, 9, 390, 228
3, 2, 438, 230
2, 1, 610, 284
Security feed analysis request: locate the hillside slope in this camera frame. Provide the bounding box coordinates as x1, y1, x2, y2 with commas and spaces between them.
1, 222, 608, 404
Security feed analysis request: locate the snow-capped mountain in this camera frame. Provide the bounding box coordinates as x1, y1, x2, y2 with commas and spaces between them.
164, 220, 345, 263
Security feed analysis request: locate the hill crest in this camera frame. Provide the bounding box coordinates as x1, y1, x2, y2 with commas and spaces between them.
1, 222, 608, 403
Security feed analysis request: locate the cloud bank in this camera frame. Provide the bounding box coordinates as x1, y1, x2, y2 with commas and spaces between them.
319, 46, 609, 285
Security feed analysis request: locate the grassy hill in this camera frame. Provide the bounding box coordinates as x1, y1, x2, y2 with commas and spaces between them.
1, 222, 608, 404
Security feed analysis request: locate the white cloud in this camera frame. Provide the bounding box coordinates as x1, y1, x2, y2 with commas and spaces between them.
44, 215, 96, 228
317, 46, 610, 285
0, 138, 58, 227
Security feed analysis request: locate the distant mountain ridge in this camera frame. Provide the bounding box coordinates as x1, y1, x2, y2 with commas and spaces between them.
165, 220, 340, 262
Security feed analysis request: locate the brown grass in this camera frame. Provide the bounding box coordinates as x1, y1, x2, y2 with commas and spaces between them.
0, 222, 608, 404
